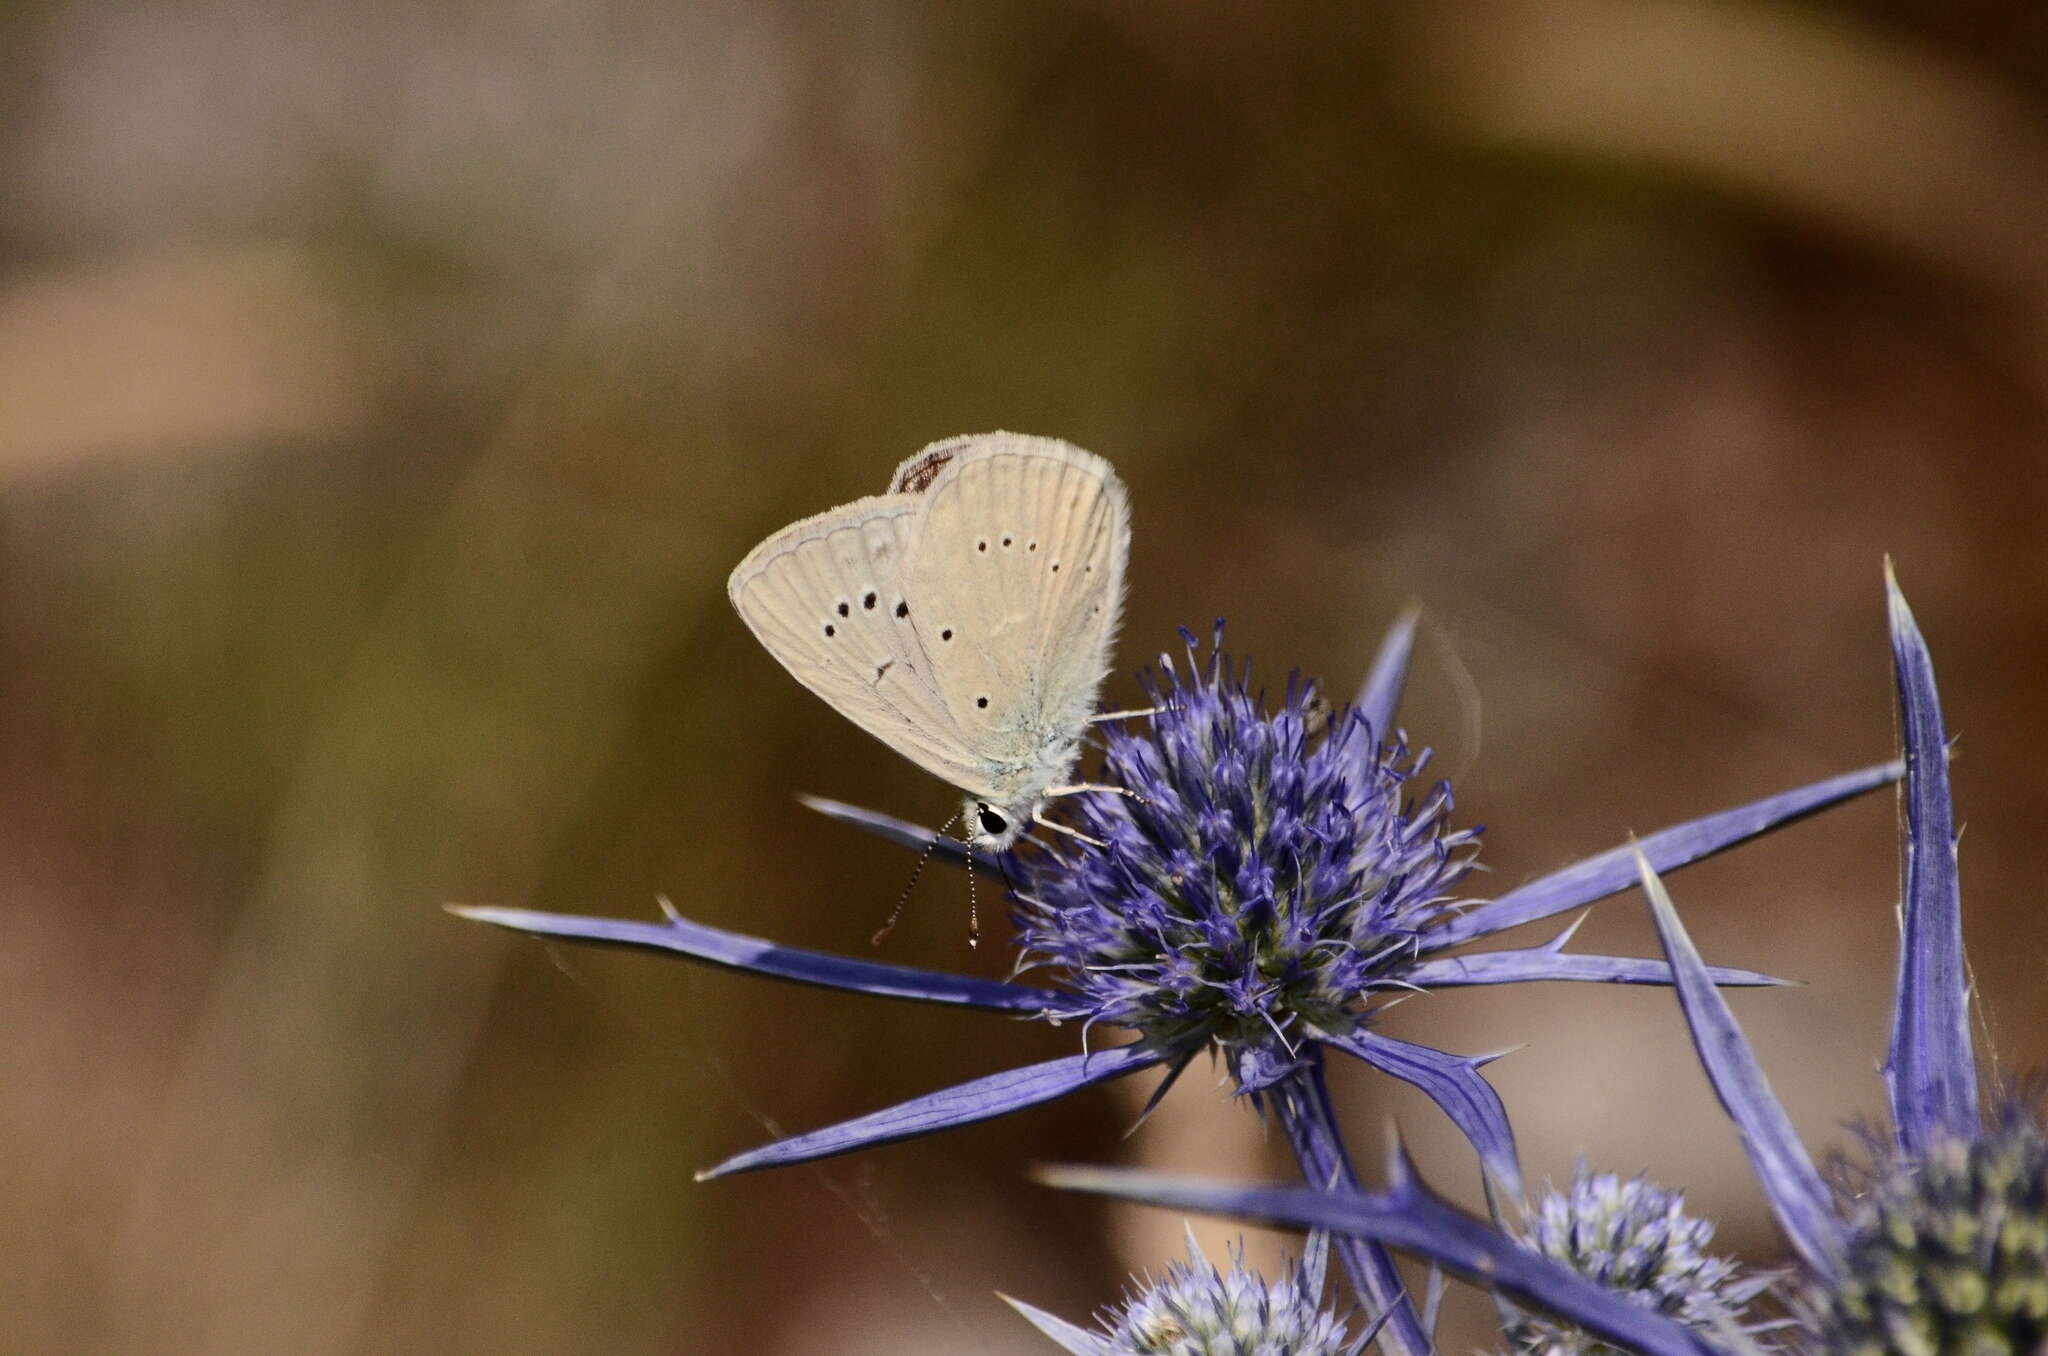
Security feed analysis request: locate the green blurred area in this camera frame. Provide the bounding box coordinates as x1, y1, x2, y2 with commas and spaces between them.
5, 2, 2048, 1351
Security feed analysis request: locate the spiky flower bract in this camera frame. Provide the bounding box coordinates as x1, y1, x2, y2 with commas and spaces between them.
1507, 1167, 1775, 1356
1013, 625, 1477, 1060
1007, 1229, 1367, 1356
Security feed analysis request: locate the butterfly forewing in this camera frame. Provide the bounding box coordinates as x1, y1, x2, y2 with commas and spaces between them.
905, 438, 1129, 789
727, 496, 995, 795
888, 435, 974, 495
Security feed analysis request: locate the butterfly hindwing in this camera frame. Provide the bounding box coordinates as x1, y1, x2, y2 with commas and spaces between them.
727, 495, 995, 796
904, 436, 1129, 788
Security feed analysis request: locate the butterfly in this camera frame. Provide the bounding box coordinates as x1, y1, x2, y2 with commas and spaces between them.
728, 432, 1132, 852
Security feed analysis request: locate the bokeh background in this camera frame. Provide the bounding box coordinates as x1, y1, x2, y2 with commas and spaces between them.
7, 2, 2047, 1351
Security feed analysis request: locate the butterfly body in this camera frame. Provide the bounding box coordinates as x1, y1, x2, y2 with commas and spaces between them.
728, 433, 1130, 850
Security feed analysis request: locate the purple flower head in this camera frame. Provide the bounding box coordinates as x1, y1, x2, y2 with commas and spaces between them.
1013, 624, 1479, 1065
1006, 1227, 1372, 1356
1807, 1096, 2048, 1356
1507, 1166, 1776, 1356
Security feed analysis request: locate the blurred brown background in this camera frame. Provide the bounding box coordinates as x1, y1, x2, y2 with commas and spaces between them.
6, 2, 2046, 1352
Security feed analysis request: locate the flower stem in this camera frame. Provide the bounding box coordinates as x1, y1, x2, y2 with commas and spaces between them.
1271, 1047, 1430, 1356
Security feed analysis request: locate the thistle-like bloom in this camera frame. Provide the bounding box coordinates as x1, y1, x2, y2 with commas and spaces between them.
1005, 1229, 1372, 1356
454, 612, 1899, 1354
1012, 631, 1481, 1060
1051, 569, 2043, 1356
1506, 1167, 1775, 1356
1811, 1098, 2048, 1356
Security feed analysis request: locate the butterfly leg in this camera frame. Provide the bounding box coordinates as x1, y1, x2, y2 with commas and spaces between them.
1044, 781, 1145, 804
1031, 808, 1107, 849
1089, 706, 1160, 724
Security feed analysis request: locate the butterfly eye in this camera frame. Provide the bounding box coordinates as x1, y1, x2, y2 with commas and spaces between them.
977, 805, 1008, 836
862, 591, 877, 610
894, 600, 909, 618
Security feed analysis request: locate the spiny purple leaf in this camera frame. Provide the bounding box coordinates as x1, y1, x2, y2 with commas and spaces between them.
1354, 607, 1420, 746
1321, 1028, 1522, 1198
1000, 1296, 1108, 1355
1636, 850, 1844, 1277
1428, 759, 1903, 951
1881, 564, 1978, 1153
1404, 927, 1787, 988
799, 795, 997, 869
449, 902, 1061, 1013
698, 1041, 1167, 1179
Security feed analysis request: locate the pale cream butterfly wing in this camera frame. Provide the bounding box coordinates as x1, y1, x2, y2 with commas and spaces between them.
730, 432, 1130, 848
896, 434, 1130, 821
726, 494, 998, 799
